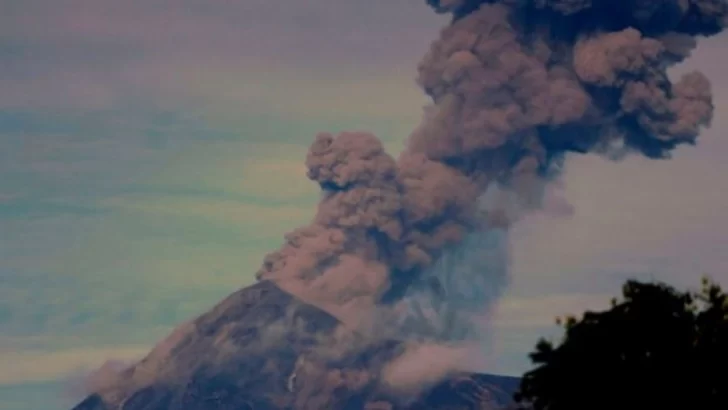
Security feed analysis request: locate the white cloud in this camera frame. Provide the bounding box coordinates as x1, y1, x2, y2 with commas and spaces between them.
493, 293, 613, 328
0, 346, 149, 385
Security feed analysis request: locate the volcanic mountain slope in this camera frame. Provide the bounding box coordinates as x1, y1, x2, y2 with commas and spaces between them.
71, 280, 519, 410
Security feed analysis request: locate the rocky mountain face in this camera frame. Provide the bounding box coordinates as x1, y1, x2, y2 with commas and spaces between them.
71, 281, 519, 410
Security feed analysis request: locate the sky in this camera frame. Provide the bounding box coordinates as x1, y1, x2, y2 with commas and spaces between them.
1, 1, 727, 409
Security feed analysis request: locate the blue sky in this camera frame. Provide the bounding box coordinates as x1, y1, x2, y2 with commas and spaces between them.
1, 2, 727, 409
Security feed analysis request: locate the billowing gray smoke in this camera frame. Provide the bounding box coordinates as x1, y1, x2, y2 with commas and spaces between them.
257, 0, 725, 338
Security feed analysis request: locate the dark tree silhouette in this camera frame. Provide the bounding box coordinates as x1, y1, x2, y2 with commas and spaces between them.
514, 278, 728, 410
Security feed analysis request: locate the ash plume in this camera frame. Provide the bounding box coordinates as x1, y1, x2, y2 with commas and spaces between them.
70, 3, 727, 409
257, 0, 725, 340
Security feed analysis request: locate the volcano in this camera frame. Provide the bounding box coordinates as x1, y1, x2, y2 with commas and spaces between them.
70, 280, 519, 410
70, 0, 727, 408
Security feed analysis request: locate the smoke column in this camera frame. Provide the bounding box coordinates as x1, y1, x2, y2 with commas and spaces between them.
256, 0, 725, 337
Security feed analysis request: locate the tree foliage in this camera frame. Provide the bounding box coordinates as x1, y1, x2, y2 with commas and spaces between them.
515, 278, 728, 410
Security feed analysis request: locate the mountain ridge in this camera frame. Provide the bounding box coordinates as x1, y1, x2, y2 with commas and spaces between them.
71, 280, 520, 410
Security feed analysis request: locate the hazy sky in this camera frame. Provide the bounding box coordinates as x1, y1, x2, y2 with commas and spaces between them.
1, 2, 727, 409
